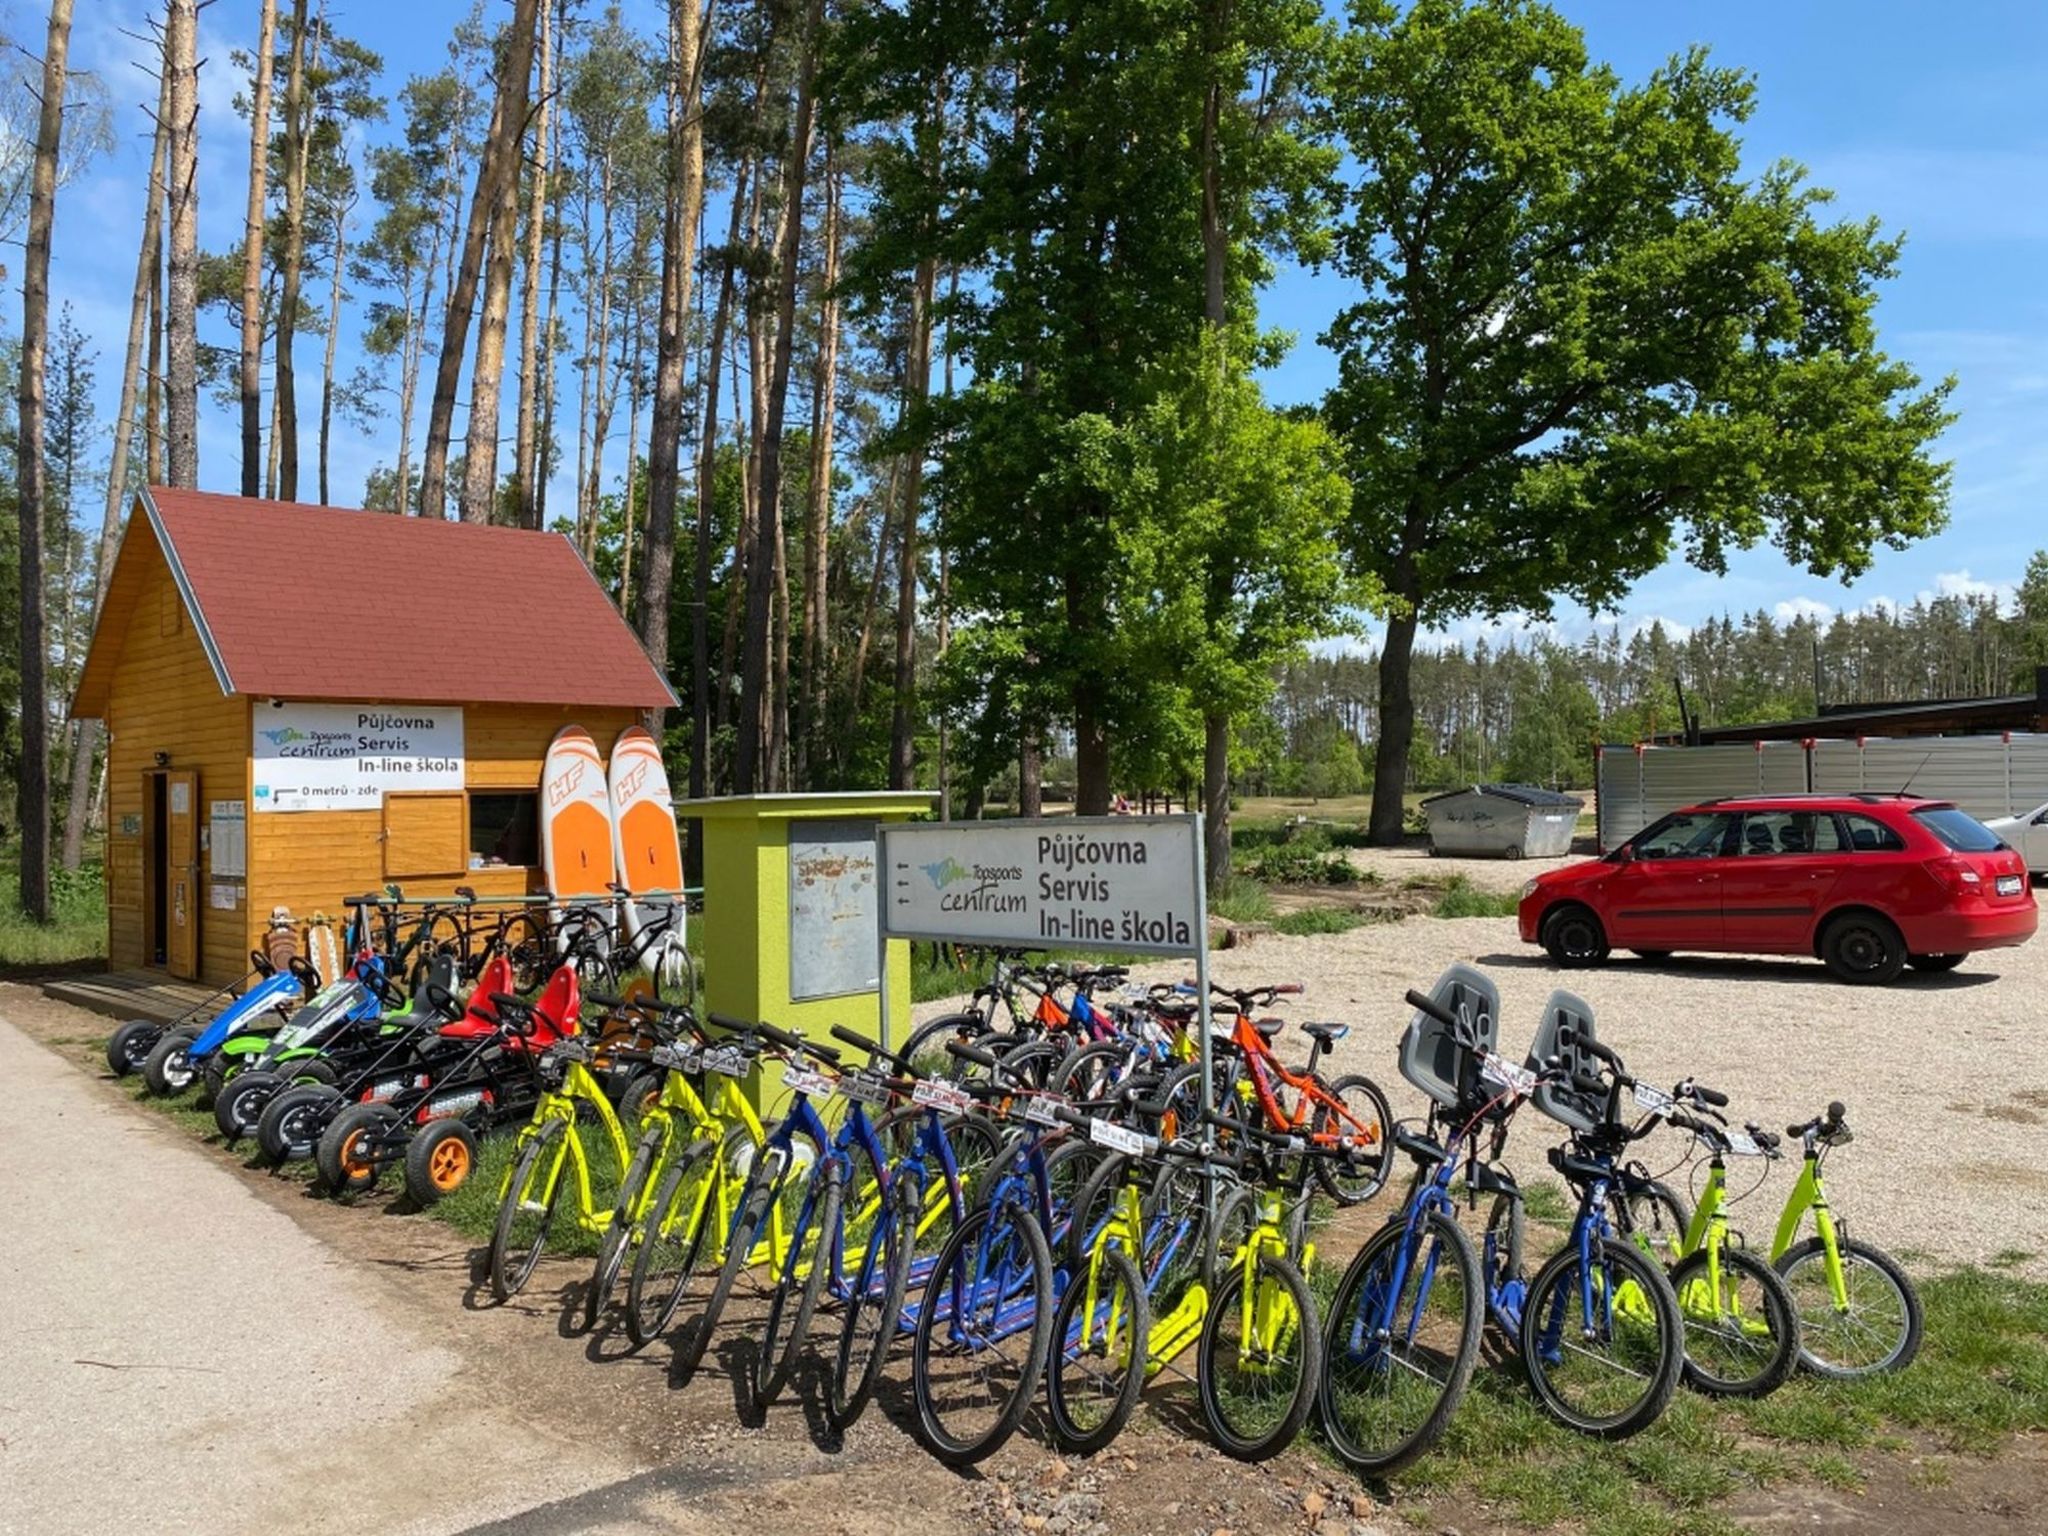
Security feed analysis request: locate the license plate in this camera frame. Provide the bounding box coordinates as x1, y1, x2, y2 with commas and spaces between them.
1998, 873, 2024, 896
1632, 1083, 1674, 1114
1022, 1094, 1060, 1127
1724, 1129, 1764, 1158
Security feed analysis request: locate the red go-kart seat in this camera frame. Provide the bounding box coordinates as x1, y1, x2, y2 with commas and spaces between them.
437, 953, 516, 1041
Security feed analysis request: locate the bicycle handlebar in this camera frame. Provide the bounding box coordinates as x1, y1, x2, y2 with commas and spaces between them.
831, 1023, 912, 1075
1404, 988, 1455, 1028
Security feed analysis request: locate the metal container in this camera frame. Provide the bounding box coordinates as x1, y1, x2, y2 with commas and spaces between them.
1420, 783, 1584, 859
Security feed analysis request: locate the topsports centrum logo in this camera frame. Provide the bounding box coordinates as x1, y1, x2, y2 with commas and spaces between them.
921, 857, 974, 890
259, 727, 307, 747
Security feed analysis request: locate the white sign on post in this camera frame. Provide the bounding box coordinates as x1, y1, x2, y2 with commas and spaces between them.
881, 816, 1205, 955
253, 704, 464, 813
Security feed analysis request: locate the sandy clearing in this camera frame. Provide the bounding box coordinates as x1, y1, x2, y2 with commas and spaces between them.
1336, 840, 1591, 894
916, 913, 2048, 1276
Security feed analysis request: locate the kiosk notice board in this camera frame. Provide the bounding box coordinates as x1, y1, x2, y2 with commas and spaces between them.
876, 815, 1216, 1115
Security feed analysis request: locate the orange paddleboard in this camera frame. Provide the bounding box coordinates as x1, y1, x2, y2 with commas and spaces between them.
608, 726, 683, 896
540, 725, 616, 900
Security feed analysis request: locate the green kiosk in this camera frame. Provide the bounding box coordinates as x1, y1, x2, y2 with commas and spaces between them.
682, 792, 935, 1107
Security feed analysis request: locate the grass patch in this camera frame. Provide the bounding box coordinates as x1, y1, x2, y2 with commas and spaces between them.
1271, 907, 1378, 937
0, 856, 107, 969
1208, 873, 1276, 925
1432, 875, 1522, 919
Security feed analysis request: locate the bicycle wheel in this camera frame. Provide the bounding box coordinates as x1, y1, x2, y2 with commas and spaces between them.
673, 1136, 795, 1380
1046, 1245, 1148, 1455
900, 1011, 990, 1079
1617, 1177, 1691, 1266
1774, 1235, 1922, 1379
624, 1134, 720, 1347
490, 1120, 570, 1302
830, 1170, 918, 1431
1053, 1040, 1132, 1106
1310, 1073, 1394, 1206
1199, 1251, 1320, 1461
584, 1128, 661, 1332
1669, 1246, 1801, 1398
754, 1162, 844, 1410
499, 911, 550, 992
1481, 1191, 1524, 1298
1318, 1209, 1482, 1475
1520, 1235, 1683, 1437
911, 1200, 1055, 1466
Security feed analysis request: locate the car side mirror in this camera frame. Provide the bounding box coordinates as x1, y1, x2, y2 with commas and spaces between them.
1610, 845, 1634, 865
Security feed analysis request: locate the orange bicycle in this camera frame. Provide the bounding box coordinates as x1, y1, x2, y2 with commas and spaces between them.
1200, 982, 1393, 1206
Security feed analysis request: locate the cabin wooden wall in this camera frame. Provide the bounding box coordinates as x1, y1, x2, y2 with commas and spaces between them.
246, 704, 643, 963
102, 549, 251, 984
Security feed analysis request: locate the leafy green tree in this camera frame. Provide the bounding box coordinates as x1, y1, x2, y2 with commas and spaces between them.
2017, 551, 2048, 687
1321, 0, 1955, 842
1499, 645, 1598, 786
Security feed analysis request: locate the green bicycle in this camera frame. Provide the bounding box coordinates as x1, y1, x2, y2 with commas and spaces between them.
1769, 1101, 1922, 1379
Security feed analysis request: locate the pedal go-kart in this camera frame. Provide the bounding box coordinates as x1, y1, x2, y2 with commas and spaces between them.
130, 955, 310, 1101
209, 953, 416, 1142
313, 961, 584, 1207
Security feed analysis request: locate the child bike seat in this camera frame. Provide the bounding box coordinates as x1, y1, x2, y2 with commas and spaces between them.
1523, 989, 1603, 1135
1398, 963, 1500, 1110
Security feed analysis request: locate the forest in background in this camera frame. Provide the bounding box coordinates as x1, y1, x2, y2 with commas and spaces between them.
0, 0, 1985, 916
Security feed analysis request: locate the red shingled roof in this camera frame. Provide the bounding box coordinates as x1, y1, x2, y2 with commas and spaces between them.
74, 488, 678, 713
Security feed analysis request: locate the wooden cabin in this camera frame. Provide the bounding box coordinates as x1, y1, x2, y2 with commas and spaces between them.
69, 487, 678, 987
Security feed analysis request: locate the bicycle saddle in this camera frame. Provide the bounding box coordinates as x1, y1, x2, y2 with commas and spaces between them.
1251, 1016, 1285, 1041
1300, 1020, 1349, 1043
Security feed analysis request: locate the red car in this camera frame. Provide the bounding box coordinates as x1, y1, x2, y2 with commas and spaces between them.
1518, 793, 2037, 984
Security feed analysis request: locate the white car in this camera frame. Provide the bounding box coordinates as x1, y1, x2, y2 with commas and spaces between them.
1983, 800, 2048, 875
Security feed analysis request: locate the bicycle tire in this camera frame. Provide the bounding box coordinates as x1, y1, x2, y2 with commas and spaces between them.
1482, 1191, 1524, 1293
1670, 1245, 1801, 1399
1310, 1072, 1394, 1206
900, 1011, 992, 1079
1053, 1039, 1134, 1107
1046, 1245, 1148, 1455
623, 1134, 720, 1348
1199, 1251, 1321, 1461
1616, 1177, 1692, 1266
1318, 1208, 1482, 1476
673, 1139, 789, 1380
490, 1120, 570, 1303
1773, 1234, 1922, 1379
584, 1129, 661, 1332
911, 1200, 1054, 1466
829, 1170, 918, 1431
754, 1162, 844, 1410
1520, 1234, 1683, 1437
498, 910, 550, 992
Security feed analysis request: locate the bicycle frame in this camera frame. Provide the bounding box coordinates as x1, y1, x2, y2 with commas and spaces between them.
1229, 1016, 1378, 1151
513, 1058, 634, 1235
1769, 1151, 1847, 1306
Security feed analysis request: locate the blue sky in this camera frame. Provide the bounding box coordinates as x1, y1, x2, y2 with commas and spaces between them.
33, 1, 2048, 652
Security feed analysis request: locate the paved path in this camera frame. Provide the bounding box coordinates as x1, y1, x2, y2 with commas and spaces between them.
0, 1015, 636, 1536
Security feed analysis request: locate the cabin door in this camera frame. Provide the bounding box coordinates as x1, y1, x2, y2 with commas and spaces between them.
150, 770, 202, 979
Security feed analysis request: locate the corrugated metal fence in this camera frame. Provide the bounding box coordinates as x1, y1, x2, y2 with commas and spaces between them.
1596, 735, 2048, 848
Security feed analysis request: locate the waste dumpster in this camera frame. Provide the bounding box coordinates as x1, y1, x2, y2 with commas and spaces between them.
1419, 784, 1583, 859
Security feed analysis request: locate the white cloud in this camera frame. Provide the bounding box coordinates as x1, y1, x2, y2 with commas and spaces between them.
1929, 569, 2018, 608
1773, 597, 1837, 625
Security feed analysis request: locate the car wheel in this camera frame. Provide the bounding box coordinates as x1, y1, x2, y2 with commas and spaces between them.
1502, 844, 1523, 861
1906, 952, 1966, 974
1540, 904, 1609, 968
1820, 912, 1906, 985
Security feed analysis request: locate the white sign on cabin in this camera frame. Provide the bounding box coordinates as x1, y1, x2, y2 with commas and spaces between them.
253, 704, 465, 813
880, 816, 1204, 956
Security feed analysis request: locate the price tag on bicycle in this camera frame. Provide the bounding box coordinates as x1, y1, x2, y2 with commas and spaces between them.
781, 1062, 835, 1099
650, 1043, 698, 1074
1478, 1052, 1535, 1095
1022, 1093, 1060, 1127
700, 1046, 747, 1078
1632, 1082, 1675, 1114
837, 1069, 891, 1107
912, 1078, 972, 1113
1088, 1118, 1149, 1156
1724, 1128, 1764, 1158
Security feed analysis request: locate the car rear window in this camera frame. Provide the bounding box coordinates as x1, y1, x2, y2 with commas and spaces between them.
1912, 806, 2004, 852
1841, 813, 1906, 852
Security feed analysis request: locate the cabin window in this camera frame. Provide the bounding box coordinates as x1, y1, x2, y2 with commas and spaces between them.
470, 792, 540, 869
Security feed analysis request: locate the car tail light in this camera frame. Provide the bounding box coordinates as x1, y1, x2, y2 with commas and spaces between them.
1928, 856, 1984, 898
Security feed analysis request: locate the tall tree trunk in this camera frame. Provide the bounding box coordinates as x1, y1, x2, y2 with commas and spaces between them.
511, 0, 555, 529
146, 245, 165, 485
795, 150, 840, 788
164, 0, 200, 489
536, 170, 566, 527
691, 163, 745, 814
18, 0, 76, 923
1369, 609, 1420, 845
420, 0, 539, 519
1019, 724, 1043, 818
849, 470, 897, 732
637, 0, 709, 729
274, 0, 312, 500
63, 52, 171, 870
767, 491, 790, 789
618, 329, 643, 610
716, 316, 752, 739
575, 162, 617, 550
238, 0, 278, 497
934, 264, 957, 818
889, 261, 936, 790
462, 0, 541, 524
317, 189, 352, 505
734, 0, 824, 793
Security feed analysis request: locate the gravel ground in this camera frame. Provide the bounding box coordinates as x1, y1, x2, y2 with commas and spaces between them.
918, 913, 2048, 1277
1338, 840, 1590, 894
